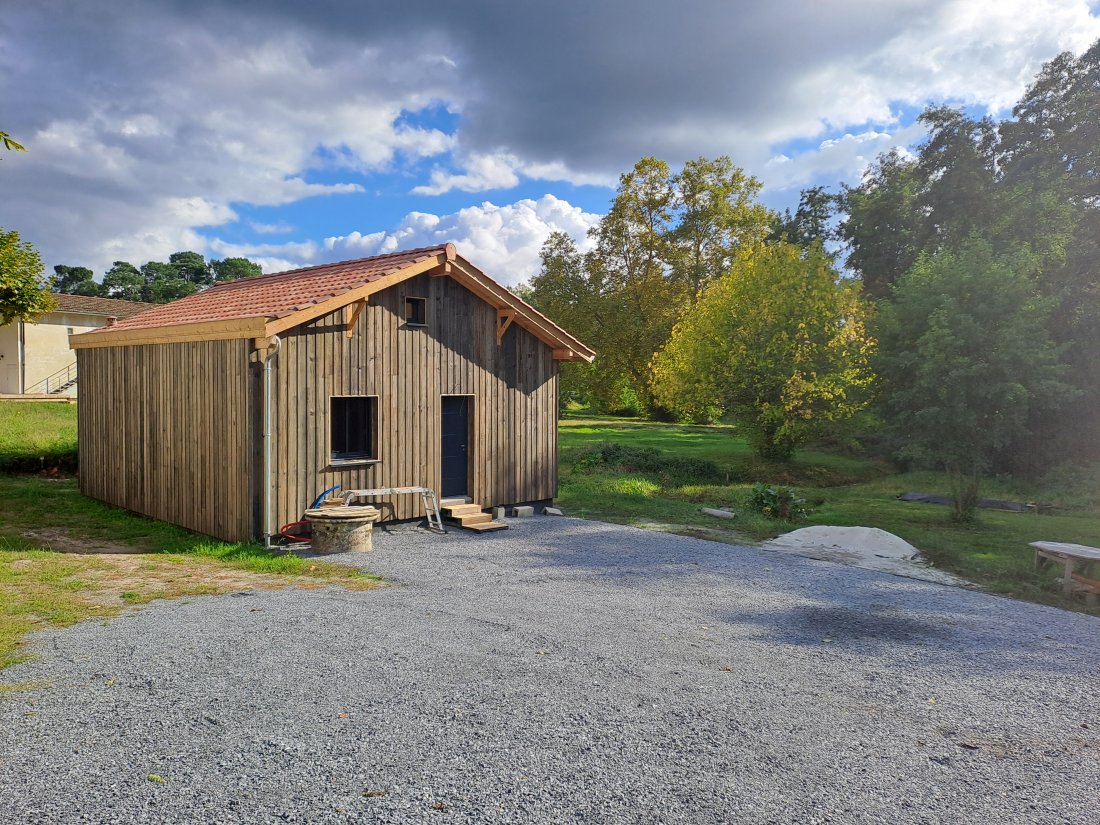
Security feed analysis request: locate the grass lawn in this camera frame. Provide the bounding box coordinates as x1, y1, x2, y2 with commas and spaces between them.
559, 414, 1100, 615
0, 401, 379, 671
0, 400, 78, 473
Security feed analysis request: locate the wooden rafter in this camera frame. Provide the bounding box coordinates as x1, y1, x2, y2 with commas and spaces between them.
496, 308, 514, 345
345, 299, 366, 339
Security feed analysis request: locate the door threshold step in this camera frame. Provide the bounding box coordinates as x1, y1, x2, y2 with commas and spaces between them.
462, 520, 509, 532
442, 503, 485, 517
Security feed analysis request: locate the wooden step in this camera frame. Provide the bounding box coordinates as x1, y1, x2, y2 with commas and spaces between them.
442, 503, 484, 517
463, 520, 508, 532
453, 512, 492, 527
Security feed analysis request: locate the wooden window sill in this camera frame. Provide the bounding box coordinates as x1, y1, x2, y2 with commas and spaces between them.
328, 458, 381, 469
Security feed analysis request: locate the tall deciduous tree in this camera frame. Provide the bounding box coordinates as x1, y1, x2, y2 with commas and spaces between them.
0, 228, 56, 324
770, 186, 837, 249
838, 150, 924, 299
651, 243, 875, 459
528, 156, 775, 416
875, 239, 1071, 519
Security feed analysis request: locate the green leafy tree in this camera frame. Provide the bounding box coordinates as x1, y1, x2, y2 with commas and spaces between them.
875, 239, 1071, 520
101, 261, 145, 301
211, 257, 262, 282
670, 156, 772, 295
168, 251, 213, 286
998, 39, 1100, 469
651, 243, 875, 459
528, 156, 775, 416
140, 261, 198, 303
770, 186, 838, 249
0, 228, 56, 324
52, 265, 103, 296
838, 150, 924, 299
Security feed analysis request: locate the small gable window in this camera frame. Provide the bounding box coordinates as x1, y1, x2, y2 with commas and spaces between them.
331, 396, 378, 462
404, 296, 427, 326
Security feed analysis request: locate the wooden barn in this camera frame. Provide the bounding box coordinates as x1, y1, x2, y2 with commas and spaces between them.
70, 244, 594, 543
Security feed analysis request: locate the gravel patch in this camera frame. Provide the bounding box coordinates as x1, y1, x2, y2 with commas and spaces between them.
2, 516, 1098, 824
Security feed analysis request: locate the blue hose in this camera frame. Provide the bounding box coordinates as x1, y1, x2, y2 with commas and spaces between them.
310, 484, 342, 509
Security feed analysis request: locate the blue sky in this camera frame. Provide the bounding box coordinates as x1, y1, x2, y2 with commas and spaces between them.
2, 0, 1099, 285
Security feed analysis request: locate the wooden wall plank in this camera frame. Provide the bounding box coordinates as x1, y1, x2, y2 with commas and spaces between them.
79, 271, 560, 541
77, 338, 252, 541
265, 271, 559, 529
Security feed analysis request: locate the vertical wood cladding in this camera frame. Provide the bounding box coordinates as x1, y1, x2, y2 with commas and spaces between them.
77, 338, 253, 541
77, 274, 558, 539
269, 273, 558, 527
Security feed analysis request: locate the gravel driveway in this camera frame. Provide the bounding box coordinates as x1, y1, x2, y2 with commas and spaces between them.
2, 517, 1099, 824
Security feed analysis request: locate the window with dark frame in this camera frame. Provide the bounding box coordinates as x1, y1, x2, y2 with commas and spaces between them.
404, 296, 427, 326
330, 396, 377, 462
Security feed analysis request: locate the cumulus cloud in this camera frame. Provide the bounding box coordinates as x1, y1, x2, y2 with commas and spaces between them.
1, 0, 1098, 272
0, 3, 458, 271
763, 123, 928, 192
324, 195, 601, 284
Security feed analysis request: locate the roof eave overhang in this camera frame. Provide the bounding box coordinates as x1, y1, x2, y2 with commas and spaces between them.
70, 246, 596, 363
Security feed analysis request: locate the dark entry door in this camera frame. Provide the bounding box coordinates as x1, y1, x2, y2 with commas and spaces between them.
440, 396, 470, 498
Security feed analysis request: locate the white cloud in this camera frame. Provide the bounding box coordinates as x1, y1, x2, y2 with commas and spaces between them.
763, 123, 927, 191
412, 151, 618, 196
249, 220, 296, 235
0, 14, 461, 272
412, 152, 521, 195
3, 0, 1099, 272
324, 194, 601, 284
793, 0, 1100, 136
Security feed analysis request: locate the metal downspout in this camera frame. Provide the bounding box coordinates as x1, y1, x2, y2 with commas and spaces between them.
262, 335, 282, 550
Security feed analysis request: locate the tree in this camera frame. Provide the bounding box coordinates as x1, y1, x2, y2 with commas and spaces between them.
101, 261, 145, 301
670, 156, 772, 296
651, 243, 875, 459
211, 257, 262, 282
52, 265, 102, 296
915, 106, 1000, 252
0, 228, 56, 324
169, 251, 213, 286
140, 261, 198, 303
770, 186, 838, 249
527, 156, 776, 416
875, 238, 1071, 520
838, 150, 924, 299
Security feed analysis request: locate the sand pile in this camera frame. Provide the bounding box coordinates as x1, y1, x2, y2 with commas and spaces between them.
763, 525, 967, 585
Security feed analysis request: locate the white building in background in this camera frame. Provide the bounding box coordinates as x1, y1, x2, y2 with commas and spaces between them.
0, 294, 156, 396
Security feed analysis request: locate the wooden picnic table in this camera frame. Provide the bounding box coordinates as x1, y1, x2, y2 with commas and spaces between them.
1031, 541, 1100, 604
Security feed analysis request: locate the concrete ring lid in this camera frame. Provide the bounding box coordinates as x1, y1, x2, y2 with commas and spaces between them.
304, 506, 380, 521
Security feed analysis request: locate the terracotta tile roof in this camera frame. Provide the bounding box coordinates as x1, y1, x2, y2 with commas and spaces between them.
95, 246, 449, 333
53, 294, 158, 319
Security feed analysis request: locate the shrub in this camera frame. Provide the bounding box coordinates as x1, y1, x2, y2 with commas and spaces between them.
746, 482, 809, 521
572, 442, 723, 486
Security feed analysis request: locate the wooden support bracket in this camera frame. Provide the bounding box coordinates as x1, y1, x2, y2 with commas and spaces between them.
430, 261, 453, 277
345, 299, 366, 339
496, 308, 514, 345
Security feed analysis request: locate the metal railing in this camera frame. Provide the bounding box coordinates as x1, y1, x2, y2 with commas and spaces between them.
26, 361, 77, 394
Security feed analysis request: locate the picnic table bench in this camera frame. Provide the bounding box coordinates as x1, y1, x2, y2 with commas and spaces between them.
1031, 541, 1100, 605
